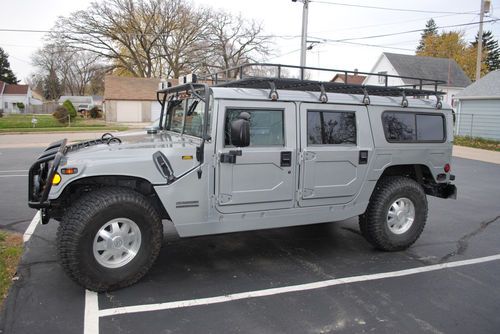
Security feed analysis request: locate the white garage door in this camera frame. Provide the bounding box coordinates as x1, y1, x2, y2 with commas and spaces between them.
151, 101, 162, 122
117, 101, 142, 122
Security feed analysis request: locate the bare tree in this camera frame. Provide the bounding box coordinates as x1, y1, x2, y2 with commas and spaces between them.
52, 0, 181, 78
32, 43, 107, 96
49, 0, 274, 80
201, 11, 272, 78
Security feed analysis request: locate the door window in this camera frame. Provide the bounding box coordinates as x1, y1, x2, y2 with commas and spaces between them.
307, 110, 356, 145
225, 109, 284, 147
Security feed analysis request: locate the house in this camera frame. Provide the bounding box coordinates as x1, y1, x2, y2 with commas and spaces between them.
0, 81, 41, 113
364, 53, 471, 106
104, 76, 168, 123
59, 96, 95, 111
455, 70, 500, 140
331, 71, 366, 85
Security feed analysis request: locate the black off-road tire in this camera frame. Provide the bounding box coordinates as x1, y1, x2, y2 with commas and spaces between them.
57, 187, 163, 292
359, 176, 428, 251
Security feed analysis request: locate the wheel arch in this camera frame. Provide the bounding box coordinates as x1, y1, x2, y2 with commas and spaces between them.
50, 175, 170, 221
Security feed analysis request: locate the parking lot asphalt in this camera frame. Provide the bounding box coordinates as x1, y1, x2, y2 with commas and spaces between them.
1, 147, 500, 334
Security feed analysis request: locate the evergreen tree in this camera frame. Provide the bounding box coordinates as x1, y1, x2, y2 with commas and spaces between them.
416, 19, 438, 53
472, 31, 500, 72
0, 47, 18, 84
43, 69, 62, 101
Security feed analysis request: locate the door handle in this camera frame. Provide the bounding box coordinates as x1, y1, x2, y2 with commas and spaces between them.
220, 150, 242, 164
280, 151, 292, 167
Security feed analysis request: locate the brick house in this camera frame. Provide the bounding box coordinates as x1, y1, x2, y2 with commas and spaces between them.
104, 76, 168, 123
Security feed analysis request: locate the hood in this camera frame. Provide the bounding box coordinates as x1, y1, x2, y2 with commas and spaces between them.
65, 131, 202, 157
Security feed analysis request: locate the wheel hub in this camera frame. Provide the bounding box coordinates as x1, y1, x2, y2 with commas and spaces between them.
93, 218, 142, 269
387, 197, 415, 235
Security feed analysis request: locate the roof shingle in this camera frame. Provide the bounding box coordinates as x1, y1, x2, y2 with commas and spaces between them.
3, 84, 29, 95
384, 52, 472, 88
456, 70, 500, 98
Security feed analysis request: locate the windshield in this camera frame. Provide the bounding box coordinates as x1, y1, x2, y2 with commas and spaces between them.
162, 96, 207, 138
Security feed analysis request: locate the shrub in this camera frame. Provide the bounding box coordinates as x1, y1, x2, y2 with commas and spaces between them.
53, 106, 69, 124
63, 100, 77, 120
0, 110, 3, 118
89, 106, 101, 119
16, 102, 25, 111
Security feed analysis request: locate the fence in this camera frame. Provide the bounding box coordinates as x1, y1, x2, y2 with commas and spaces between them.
28, 102, 59, 115
455, 113, 500, 140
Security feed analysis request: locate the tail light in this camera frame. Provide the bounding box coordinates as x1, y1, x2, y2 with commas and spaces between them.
444, 163, 451, 173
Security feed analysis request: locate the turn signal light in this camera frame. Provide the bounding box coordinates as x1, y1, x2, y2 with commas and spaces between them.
61, 168, 78, 175
444, 164, 451, 173
52, 172, 62, 185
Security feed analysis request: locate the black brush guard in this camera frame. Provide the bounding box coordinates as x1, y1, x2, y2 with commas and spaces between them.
28, 134, 121, 212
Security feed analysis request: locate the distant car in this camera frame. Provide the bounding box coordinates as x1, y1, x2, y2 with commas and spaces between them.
28, 63, 457, 292
77, 104, 92, 112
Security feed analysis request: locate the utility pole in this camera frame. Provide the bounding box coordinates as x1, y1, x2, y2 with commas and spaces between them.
475, 0, 490, 81
297, 0, 310, 68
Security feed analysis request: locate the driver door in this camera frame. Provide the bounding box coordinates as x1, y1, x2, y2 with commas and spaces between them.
215, 100, 296, 214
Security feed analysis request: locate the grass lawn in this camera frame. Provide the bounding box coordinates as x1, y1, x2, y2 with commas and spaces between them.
0, 114, 128, 132
0, 230, 23, 307
455, 136, 500, 152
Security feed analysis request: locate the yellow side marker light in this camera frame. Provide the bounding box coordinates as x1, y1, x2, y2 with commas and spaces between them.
182, 155, 193, 160
52, 172, 62, 185
61, 168, 78, 175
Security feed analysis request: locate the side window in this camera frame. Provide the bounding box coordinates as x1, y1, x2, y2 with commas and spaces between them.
378, 71, 387, 84
307, 110, 356, 145
382, 112, 416, 141
382, 112, 445, 142
416, 114, 445, 141
225, 108, 284, 147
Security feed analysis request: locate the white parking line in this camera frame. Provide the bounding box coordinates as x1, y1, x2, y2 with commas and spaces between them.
98, 253, 500, 318
0, 169, 29, 173
23, 211, 41, 242
0, 175, 27, 178
84, 290, 99, 334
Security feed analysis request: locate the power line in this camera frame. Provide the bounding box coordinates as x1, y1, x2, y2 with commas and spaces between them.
313, 1, 480, 15
310, 19, 500, 43
308, 9, 485, 35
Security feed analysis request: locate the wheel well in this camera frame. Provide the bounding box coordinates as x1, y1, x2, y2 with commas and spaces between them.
50, 176, 170, 221
380, 164, 435, 186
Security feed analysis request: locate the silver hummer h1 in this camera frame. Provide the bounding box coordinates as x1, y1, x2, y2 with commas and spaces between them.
28, 64, 457, 292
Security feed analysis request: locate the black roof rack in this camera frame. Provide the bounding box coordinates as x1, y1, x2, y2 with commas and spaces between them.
197, 63, 446, 98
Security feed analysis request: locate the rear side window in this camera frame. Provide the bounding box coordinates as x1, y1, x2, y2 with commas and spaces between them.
307, 110, 356, 145
382, 112, 445, 142
225, 109, 284, 147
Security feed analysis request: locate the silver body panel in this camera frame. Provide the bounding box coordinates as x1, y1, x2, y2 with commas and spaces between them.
49, 87, 453, 237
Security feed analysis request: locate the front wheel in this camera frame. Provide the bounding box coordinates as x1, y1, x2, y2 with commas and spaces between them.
57, 187, 163, 292
359, 177, 428, 251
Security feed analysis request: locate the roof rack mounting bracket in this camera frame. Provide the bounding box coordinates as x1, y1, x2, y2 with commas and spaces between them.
362, 87, 370, 105
268, 81, 279, 101
319, 83, 328, 103
401, 90, 409, 108
435, 95, 443, 110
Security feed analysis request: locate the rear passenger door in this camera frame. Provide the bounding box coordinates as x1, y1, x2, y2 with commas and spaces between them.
298, 103, 372, 207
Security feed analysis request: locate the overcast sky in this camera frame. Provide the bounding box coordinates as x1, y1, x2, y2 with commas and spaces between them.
1, 0, 498, 83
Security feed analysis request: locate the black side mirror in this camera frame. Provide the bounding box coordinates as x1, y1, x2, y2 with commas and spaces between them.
230, 112, 250, 147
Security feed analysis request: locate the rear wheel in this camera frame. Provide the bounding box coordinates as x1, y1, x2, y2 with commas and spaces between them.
57, 187, 163, 292
359, 177, 428, 251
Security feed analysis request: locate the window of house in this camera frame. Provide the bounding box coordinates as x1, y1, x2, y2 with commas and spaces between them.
307, 110, 356, 145
378, 71, 388, 84
224, 109, 284, 147
382, 112, 445, 142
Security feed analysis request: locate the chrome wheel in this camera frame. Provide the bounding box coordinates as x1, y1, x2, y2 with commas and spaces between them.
93, 218, 142, 269
387, 197, 415, 235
